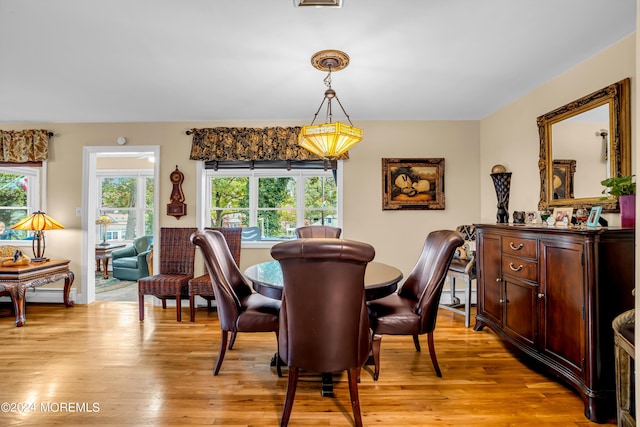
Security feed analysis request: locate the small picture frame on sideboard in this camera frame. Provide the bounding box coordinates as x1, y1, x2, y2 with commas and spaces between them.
587, 206, 602, 228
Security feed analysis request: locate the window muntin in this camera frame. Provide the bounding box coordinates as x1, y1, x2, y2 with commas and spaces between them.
205, 168, 339, 242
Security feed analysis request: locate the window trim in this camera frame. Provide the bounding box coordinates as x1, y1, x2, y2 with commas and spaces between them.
0, 163, 44, 246
96, 169, 154, 242
196, 161, 343, 248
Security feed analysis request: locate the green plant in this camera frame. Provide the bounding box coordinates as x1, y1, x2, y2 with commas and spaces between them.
600, 175, 636, 198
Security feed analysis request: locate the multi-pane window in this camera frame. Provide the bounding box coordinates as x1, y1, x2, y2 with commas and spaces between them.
0, 167, 40, 241
205, 168, 339, 241
97, 171, 154, 243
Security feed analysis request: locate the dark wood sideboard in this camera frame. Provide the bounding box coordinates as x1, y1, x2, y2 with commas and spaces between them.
474, 224, 635, 423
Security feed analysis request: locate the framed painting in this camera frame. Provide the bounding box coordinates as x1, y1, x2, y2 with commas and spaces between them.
552, 159, 576, 200
382, 158, 445, 210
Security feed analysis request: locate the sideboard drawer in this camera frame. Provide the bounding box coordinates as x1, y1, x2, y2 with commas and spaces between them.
502, 237, 537, 259
501, 255, 537, 282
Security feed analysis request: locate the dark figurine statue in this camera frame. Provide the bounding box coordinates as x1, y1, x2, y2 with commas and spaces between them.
496, 195, 509, 224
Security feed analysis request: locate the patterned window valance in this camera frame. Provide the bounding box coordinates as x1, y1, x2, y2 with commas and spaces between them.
188, 127, 348, 162
0, 130, 50, 163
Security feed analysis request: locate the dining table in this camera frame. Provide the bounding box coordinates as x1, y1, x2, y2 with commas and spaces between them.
244, 259, 403, 397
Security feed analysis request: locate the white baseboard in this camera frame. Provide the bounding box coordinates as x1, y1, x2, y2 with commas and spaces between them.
0, 288, 77, 304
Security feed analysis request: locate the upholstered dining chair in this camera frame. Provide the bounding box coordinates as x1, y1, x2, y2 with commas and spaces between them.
138, 227, 197, 322
188, 227, 242, 322
190, 229, 281, 376
271, 238, 375, 427
294, 225, 342, 238
439, 225, 477, 327
367, 230, 463, 380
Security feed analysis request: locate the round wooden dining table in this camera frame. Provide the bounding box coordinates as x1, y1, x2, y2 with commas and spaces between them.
244, 260, 403, 397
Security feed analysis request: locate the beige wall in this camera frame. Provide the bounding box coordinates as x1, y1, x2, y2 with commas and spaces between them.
0, 120, 480, 299
480, 34, 636, 224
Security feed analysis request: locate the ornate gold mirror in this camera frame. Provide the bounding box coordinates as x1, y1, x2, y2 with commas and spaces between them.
537, 78, 630, 212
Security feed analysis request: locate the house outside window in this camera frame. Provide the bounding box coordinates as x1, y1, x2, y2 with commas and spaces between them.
205, 167, 339, 242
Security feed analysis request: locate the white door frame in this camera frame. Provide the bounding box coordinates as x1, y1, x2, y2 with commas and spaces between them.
80, 146, 160, 304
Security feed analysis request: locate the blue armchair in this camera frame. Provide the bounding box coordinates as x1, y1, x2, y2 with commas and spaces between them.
111, 235, 153, 281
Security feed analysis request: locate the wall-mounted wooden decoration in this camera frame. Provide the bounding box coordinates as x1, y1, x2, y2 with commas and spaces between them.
166, 165, 187, 219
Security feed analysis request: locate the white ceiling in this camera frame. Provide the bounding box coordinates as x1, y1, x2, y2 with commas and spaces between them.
0, 0, 636, 124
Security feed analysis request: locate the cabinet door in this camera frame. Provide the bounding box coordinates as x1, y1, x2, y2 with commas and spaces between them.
538, 239, 586, 377
477, 232, 502, 326
503, 279, 537, 346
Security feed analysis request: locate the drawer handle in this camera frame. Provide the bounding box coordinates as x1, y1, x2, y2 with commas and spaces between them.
537, 293, 544, 299
509, 262, 523, 272
509, 242, 524, 251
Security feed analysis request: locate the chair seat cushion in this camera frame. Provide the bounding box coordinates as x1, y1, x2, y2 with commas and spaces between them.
138, 274, 193, 296
367, 293, 420, 335
236, 293, 280, 332
447, 258, 468, 273
112, 257, 139, 269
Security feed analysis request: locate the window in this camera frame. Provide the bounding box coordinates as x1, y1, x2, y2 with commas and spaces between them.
0, 166, 41, 241
204, 167, 340, 242
97, 170, 154, 243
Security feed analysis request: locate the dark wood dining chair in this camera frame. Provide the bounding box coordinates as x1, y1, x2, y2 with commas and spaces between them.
137, 227, 197, 322
367, 229, 463, 380
190, 229, 281, 376
271, 237, 375, 427
294, 225, 342, 238
188, 227, 242, 322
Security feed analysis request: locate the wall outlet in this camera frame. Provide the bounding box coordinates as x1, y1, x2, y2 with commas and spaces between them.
76, 208, 82, 217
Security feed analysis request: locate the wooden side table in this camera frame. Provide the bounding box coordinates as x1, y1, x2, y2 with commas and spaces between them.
0, 259, 74, 327
95, 243, 125, 279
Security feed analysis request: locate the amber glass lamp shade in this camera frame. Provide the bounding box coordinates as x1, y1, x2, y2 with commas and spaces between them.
11, 211, 64, 262
95, 215, 114, 246
298, 122, 363, 159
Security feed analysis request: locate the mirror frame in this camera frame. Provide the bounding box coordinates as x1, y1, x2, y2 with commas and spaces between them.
537, 78, 631, 212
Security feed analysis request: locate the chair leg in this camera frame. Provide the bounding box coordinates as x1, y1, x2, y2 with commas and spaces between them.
275, 332, 282, 378
347, 368, 363, 427
161, 298, 167, 309
228, 332, 237, 350
214, 330, 229, 376
176, 294, 182, 322
372, 333, 382, 381
280, 366, 299, 427
427, 332, 441, 377
189, 295, 196, 322
413, 334, 421, 352
138, 293, 145, 321
464, 277, 472, 328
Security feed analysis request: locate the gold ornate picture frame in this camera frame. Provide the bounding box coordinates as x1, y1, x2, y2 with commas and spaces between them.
382, 158, 445, 210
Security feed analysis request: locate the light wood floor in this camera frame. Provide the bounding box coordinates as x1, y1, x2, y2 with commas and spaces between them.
0, 301, 616, 426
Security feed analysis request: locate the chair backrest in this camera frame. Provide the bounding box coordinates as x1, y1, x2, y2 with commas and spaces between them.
207, 227, 242, 266
271, 238, 375, 373
158, 227, 197, 275
398, 230, 464, 333
452, 225, 476, 274
133, 235, 153, 254
190, 230, 253, 331
294, 225, 342, 238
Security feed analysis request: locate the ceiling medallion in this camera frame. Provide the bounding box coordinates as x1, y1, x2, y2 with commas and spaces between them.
310, 50, 350, 72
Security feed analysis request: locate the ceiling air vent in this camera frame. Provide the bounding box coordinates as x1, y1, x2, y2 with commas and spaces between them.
294, 0, 343, 7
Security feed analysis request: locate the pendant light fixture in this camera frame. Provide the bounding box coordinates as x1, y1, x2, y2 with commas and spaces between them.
298, 50, 363, 159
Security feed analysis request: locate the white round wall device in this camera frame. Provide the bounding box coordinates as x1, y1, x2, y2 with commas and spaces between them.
117, 137, 127, 145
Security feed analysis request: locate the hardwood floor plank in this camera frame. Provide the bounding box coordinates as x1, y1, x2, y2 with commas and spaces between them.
0, 302, 615, 426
